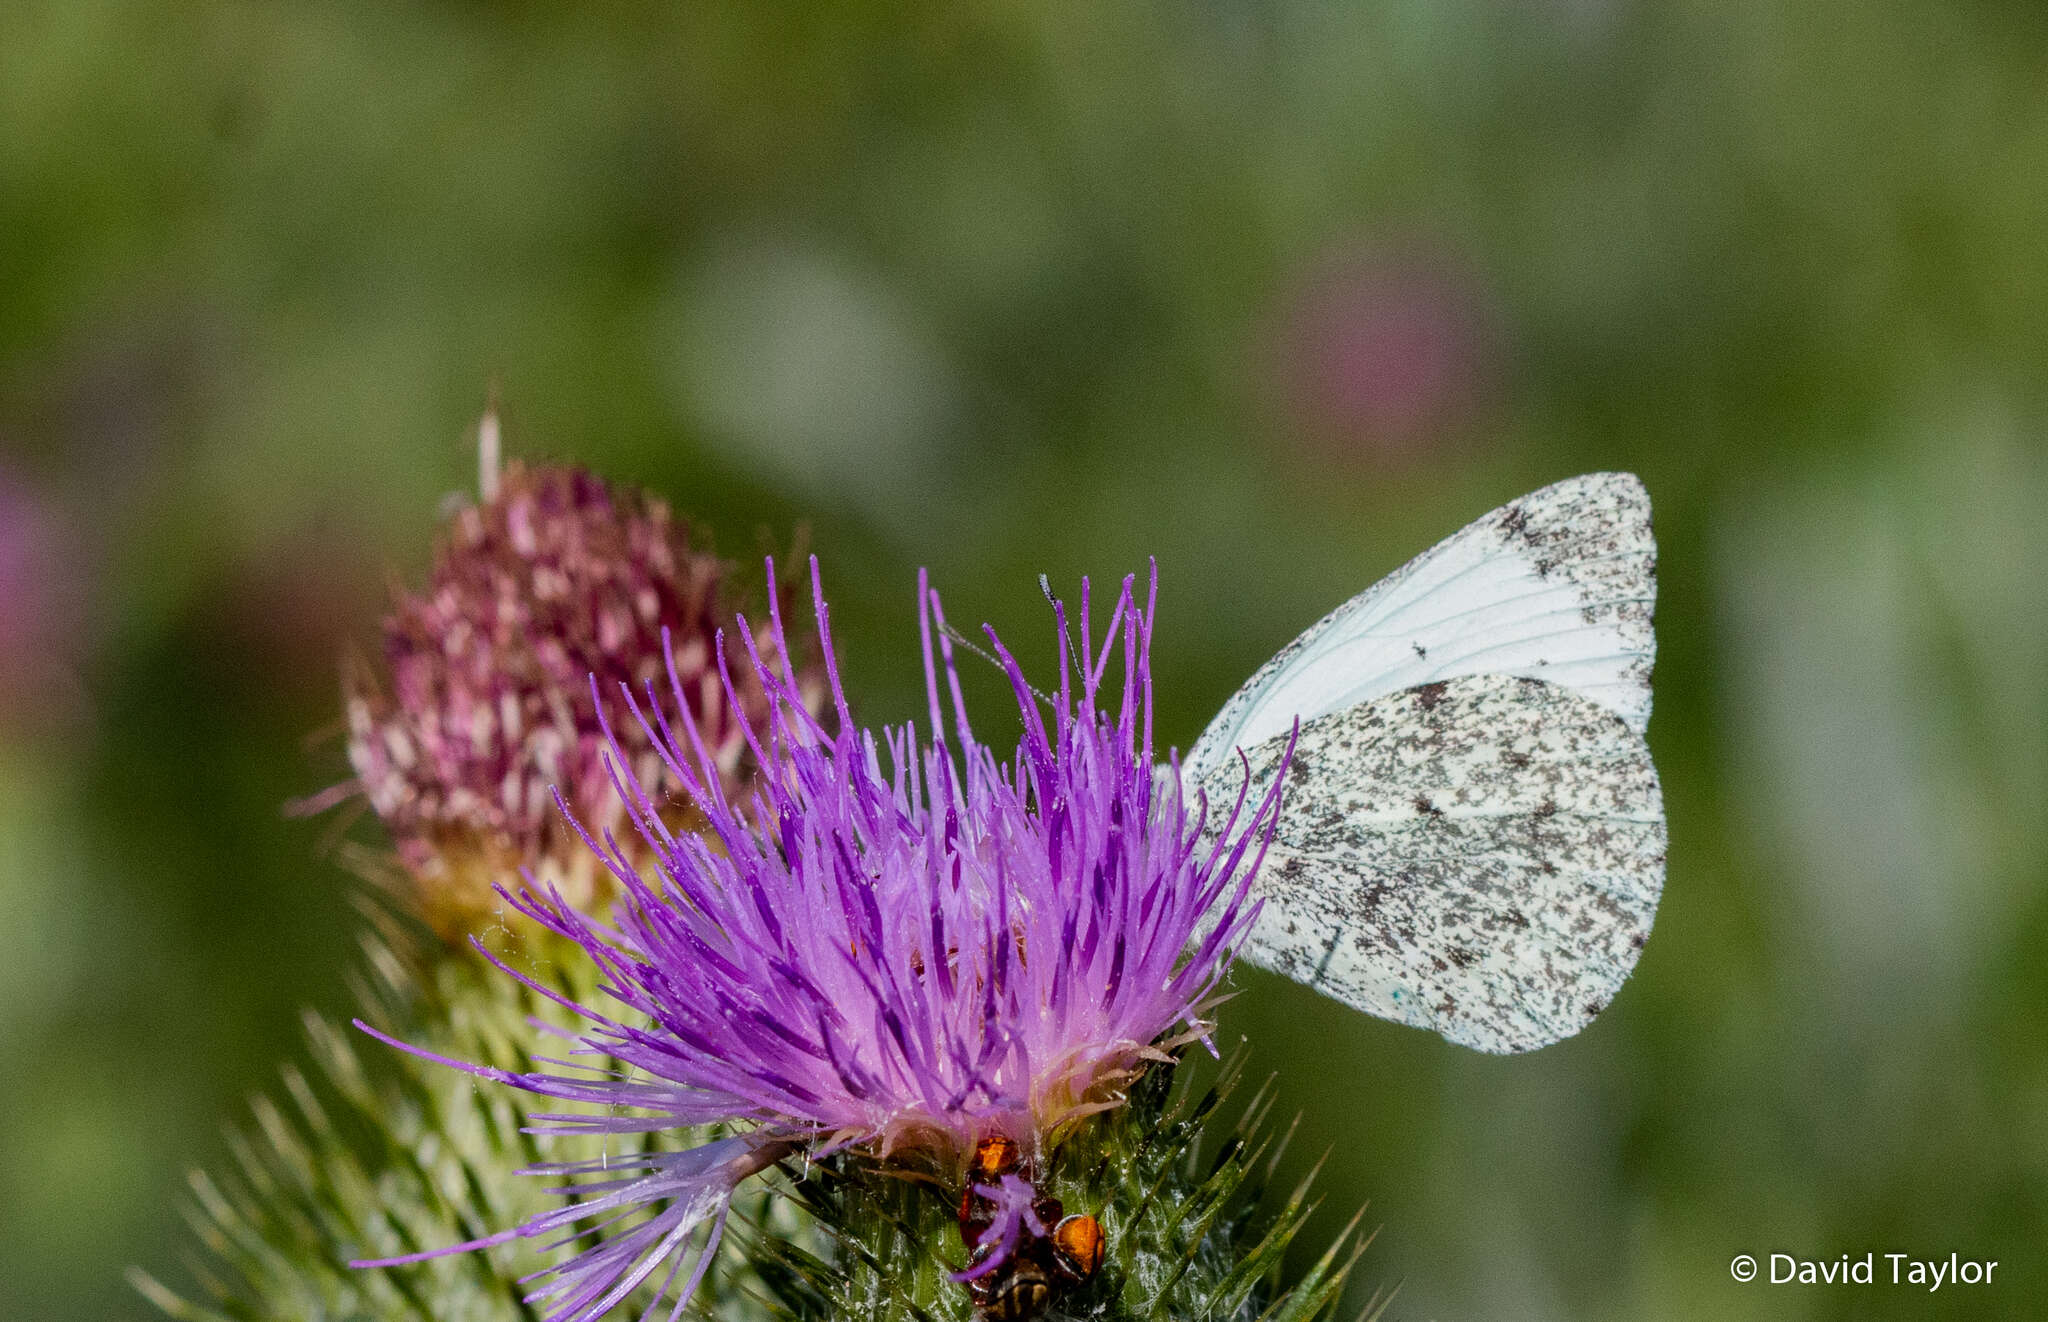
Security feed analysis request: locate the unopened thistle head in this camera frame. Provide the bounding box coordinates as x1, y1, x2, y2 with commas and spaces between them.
345, 456, 806, 937
353, 563, 1289, 1320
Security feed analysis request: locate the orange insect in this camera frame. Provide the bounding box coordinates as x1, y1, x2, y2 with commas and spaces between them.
970, 1135, 1021, 1184
1048, 1212, 1105, 1281
955, 1137, 1106, 1321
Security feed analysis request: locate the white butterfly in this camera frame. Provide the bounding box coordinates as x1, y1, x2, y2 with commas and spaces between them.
1188, 473, 1665, 1054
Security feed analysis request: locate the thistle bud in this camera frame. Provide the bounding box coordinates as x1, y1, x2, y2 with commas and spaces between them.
345, 458, 804, 939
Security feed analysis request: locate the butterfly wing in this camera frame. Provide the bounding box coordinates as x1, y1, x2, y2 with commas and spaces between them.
1186, 472, 1655, 786
1198, 673, 1663, 1053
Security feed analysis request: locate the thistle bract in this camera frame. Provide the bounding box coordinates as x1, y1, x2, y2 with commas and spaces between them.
355, 563, 1288, 1320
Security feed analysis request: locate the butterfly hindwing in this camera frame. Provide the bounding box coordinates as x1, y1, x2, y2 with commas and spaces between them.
1186, 473, 1655, 786
1200, 673, 1664, 1054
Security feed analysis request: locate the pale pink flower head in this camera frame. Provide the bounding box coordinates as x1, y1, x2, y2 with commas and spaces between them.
345, 461, 806, 937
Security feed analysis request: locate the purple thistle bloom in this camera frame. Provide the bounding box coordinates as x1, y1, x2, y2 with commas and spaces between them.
354, 561, 1289, 1320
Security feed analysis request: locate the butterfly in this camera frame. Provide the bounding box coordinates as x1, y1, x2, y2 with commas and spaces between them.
1185, 473, 1665, 1054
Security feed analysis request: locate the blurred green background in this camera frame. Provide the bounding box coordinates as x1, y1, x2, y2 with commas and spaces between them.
5, 2, 2046, 1318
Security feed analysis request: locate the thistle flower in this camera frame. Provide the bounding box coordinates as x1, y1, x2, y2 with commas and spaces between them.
0, 464, 89, 731
344, 458, 806, 937
1271, 236, 1495, 468
352, 562, 1290, 1320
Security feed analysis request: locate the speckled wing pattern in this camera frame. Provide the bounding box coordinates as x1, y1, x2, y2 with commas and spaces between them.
1188, 474, 1663, 1053
1199, 675, 1663, 1053
1184, 472, 1655, 787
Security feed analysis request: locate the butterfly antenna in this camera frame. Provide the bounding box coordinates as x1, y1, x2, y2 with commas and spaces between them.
1039, 573, 1086, 676
940, 620, 1056, 711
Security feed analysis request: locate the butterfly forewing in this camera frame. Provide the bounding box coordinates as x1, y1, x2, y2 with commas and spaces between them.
1186, 473, 1655, 787
1202, 673, 1664, 1054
